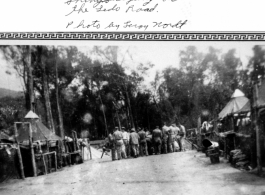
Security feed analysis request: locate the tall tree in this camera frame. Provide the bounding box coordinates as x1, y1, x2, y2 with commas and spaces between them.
0, 46, 35, 111
54, 48, 64, 137
36, 46, 55, 133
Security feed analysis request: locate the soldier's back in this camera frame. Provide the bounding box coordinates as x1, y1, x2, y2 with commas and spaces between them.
153, 129, 162, 138
138, 130, 146, 140
113, 131, 123, 140
130, 132, 139, 144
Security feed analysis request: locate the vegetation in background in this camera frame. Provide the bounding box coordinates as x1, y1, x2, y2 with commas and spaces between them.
0, 45, 263, 139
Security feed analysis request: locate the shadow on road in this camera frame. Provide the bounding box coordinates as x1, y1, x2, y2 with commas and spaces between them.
222, 171, 265, 186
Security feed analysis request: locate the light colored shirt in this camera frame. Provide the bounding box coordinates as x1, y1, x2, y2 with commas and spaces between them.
180, 125, 186, 138
113, 130, 123, 140
162, 125, 170, 131
122, 131, 129, 140
130, 132, 140, 144
170, 125, 179, 137
162, 125, 169, 139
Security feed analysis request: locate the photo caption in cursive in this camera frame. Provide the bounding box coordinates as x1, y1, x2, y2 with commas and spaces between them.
64, 0, 188, 30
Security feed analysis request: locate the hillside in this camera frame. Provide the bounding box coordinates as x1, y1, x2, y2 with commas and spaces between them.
0, 88, 23, 98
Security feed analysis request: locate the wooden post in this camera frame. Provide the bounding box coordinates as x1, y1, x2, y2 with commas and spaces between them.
197, 116, 202, 150
224, 137, 227, 159
14, 123, 25, 179
29, 123, 37, 177
54, 151, 57, 172
254, 84, 263, 175
82, 145, 84, 160
57, 141, 62, 168
89, 144, 92, 160
46, 140, 50, 173
46, 140, 49, 152
42, 155, 47, 175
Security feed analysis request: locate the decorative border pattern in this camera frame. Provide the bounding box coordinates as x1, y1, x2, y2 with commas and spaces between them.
0, 32, 265, 40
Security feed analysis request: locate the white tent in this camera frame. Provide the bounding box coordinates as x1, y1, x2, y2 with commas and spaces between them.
218, 89, 249, 119
24, 111, 39, 119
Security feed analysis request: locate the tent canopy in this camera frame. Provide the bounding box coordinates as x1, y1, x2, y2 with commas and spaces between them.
233, 80, 265, 113
17, 120, 61, 142
218, 89, 249, 119
231, 89, 245, 98
235, 100, 250, 114
24, 111, 39, 119
220, 81, 265, 116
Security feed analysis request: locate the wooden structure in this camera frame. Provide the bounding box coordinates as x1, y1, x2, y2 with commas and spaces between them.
14, 122, 37, 177
63, 132, 84, 165
35, 151, 57, 175
14, 111, 62, 177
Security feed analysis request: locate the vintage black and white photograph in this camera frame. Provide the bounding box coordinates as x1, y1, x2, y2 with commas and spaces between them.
0, 41, 265, 194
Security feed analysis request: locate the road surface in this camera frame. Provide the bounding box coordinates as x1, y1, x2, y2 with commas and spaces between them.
0, 148, 265, 195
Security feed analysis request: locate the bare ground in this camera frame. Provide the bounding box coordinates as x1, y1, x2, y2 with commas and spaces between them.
1, 149, 265, 195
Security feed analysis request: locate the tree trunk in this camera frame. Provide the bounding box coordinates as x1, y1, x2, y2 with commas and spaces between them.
116, 110, 122, 130
153, 95, 163, 123
125, 88, 135, 128
147, 108, 150, 131
126, 107, 131, 129
55, 48, 64, 138
125, 108, 130, 129
42, 67, 55, 133
253, 84, 263, 175
26, 46, 34, 111
39, 47, 55, 133
98, 93, 108, 136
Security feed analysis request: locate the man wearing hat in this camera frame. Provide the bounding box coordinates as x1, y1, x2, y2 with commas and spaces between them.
161, 122, 169, 154
138, 127, 148, 156
177, 123, 186, 151
129, 128, 140, 158
121, 127, 130, 157
113, 127, 126, 160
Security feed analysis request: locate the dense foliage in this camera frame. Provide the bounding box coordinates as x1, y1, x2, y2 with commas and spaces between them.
0, 45, 263, 139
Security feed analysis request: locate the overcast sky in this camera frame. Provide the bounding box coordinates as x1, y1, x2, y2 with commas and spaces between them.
0, 41, 259, 92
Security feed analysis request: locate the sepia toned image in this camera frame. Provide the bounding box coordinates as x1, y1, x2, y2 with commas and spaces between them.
0, 41, 265, 195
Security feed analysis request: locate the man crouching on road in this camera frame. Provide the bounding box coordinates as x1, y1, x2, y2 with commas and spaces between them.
113, 127, 126, 160
130, 128, 140, 158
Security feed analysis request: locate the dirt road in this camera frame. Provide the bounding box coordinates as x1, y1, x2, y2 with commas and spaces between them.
1, 149, 265, 195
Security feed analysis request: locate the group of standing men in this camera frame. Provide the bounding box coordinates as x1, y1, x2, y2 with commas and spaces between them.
105, 122, 186, 161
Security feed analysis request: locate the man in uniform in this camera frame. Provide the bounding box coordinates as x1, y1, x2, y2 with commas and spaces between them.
121, 127, 130, 158
161, 122, 169, 154
108, 130, 117, 161
177, 123, 186, 151
138, 127, 148, 156
130, 128, 140, 158
146, 129, 154, 155
167, 124, 175, 153
171, 123, 180, 152
113, 127, 126, 160
152, 126, 162, 155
